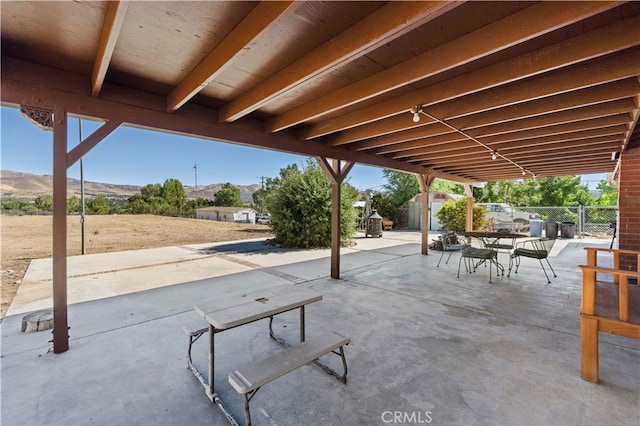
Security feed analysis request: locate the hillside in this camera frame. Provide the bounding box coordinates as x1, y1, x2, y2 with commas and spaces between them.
0, 171, 260, 203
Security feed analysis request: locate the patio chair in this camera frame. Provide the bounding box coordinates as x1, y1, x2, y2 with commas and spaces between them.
457, 240, 501, 283
436, 232, 468, 267
482, 235, 518, 271
508, 238, 557, 283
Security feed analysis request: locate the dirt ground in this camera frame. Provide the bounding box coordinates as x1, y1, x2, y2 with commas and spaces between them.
0, 214, 272, 318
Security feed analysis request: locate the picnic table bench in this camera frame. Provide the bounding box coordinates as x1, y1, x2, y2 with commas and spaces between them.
228, 331, 349, 425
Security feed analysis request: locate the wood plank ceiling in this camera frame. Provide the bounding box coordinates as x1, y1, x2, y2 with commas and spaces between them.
2, 1, 639, 184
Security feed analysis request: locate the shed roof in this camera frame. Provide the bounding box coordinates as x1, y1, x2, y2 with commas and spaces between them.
196, 206, 254, 213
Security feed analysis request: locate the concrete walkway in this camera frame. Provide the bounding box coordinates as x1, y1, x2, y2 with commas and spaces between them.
1, 231, 638, 425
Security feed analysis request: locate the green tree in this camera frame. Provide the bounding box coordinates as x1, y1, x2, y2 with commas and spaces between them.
474, 176, 596, 207
252, 187, 268, 212
162, 178, 186, 209
140, 183, 162, 200
538, 176, 595, 206
371, 192, 397, 223
596, 180, 618, 206
148, 195, 171, 215
264, 159, 357, 248
436, 198, 486, 231
214, 183, 243, 207
128, 196, 150, 214
34, 195, 53, 211
430, 178, 465, 195
1, 199, 33, 211
87, 195, 109, 214
382, 169, 420, 206
67, 196, 82, 213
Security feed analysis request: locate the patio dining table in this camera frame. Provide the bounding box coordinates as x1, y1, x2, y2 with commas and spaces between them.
458, 231, 529, 271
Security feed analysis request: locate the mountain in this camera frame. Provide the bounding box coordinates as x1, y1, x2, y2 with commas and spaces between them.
0, 171, 260, 203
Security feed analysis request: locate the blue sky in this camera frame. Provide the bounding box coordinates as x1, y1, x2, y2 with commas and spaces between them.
1, 105, 605, 192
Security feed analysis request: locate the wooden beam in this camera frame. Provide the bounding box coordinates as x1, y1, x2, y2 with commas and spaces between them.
352, 123, 455, 152
425, 141, 621, 167
352, 82, 640, 152
91, 1, 129, 97
389, 105, 633, 158
167, 1, 296, 112
301, 13, 640, 140
454, 79, 640, 130
326, 114, 438, 147
464, 184, 474, 232
294, 2, 624, 139
329, 50, 640, 148
475, 105, 634, 139
417, 174, 435, 255
221, 1, 456, 123
409, 129, 626, 162
3, 59, 472, 182
67, 119, 123, 167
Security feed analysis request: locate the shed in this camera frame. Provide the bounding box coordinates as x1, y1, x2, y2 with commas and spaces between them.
196, 207, 256, 224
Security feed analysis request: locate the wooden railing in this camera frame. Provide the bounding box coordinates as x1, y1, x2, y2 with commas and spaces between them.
579, 247, 640, 383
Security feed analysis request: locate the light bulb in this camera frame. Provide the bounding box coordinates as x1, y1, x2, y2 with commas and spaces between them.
522, 169, 526, 176
412, 113, 420, 123
491, 151, 497, 160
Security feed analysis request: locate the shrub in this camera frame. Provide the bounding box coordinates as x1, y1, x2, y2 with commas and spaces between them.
436, 197, 486, 231
371, 192, 397, 224
265, 160, 357, 248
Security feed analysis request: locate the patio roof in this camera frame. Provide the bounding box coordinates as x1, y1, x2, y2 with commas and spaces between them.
2, 1, 639, 183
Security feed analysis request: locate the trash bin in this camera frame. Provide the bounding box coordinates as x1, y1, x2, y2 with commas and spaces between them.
560, 221, 576, 239
544, 221, 559, 239
529, 219, 543, 237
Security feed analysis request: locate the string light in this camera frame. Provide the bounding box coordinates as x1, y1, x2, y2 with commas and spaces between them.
410, 106, 422, 123
409, 104, 535, 178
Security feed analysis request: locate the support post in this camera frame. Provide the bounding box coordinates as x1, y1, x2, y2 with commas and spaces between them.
52, 108, 69, 353
19, 105, 121, 353
464, 184, 474, 232
317, 157, 354, 279
417, 174, 435, 255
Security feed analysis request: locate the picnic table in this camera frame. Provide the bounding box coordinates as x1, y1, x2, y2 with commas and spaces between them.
188, 285, 349, 425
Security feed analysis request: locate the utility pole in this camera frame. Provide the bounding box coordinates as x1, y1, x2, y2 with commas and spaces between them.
257, 176, 267, 212
194, 164, 198, 208
79, 119, 86, 255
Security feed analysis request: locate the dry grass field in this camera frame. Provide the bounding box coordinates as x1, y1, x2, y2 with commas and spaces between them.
0, 214, 272, 318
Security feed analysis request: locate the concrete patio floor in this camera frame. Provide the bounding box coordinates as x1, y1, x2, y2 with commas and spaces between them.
1, 231, 638, 425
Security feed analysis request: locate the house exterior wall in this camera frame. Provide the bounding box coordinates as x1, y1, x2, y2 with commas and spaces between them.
618, 143, 640, 271
196, 208, 256, 223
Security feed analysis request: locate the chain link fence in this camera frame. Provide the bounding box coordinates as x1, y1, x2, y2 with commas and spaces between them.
514, 206, 617, 238
402, 203, 617, 239
1, 208, 51, 216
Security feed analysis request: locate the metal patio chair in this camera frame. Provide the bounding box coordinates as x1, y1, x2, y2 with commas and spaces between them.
457, 238, 502, 283
482, 235, 519, 272
508, 238, 557, 283
436, 232, 468, 267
